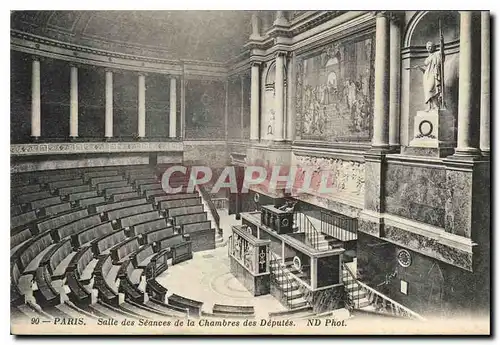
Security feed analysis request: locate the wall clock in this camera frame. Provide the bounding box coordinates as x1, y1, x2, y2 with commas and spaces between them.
397, 249, 412, 267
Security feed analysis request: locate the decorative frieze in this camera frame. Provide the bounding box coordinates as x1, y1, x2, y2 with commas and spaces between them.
10, 141, 183, 156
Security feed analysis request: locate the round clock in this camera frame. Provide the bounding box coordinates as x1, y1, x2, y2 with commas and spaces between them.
397, 249, 412, 267
293, 256, 302, 271
281, 218, 289, 227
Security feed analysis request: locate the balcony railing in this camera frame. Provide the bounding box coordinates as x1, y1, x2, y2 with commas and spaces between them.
321, 211, 357, 241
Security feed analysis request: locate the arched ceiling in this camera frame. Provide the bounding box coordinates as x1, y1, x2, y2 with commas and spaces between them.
11, 11, 257, 62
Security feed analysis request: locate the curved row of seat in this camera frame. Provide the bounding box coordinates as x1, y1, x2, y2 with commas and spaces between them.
11, 164, 222, 322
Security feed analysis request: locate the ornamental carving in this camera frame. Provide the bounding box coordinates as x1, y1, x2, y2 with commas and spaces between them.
295, 155, 365, 196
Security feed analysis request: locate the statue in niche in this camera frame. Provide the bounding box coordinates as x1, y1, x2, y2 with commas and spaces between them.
407, 21, 446, 111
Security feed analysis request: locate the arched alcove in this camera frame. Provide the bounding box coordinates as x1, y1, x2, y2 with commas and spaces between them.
400, 11, 460, 151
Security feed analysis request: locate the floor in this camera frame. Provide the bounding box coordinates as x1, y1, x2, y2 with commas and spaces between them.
156, 209, 288, 317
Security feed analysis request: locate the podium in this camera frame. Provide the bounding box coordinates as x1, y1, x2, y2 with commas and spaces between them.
409, 109, 456, 157
260, 205, 294, 234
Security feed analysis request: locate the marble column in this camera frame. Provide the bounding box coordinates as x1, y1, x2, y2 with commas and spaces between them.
250, 62, 261, 141
240, 75, 245, 138
371, 12, 390, 151
455, 11, 480, 157
286, 54, 295, 141
480, 11, 490, 157
31, 56, 41, 139
137, 73, 146, 139
389, 14, 401, 150
105, 69, 113, 139
273, 10, 288, 26
169, 77, 177, 138
69, 64, 78, 138
274, 52, 286, 142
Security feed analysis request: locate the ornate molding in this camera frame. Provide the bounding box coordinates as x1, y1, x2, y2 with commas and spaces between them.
11, 141, 183, 157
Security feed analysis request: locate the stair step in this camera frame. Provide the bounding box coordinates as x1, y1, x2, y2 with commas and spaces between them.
283, 288, 303, 298
288, 297, 308, 309
349, 289, 367, 299
344, 283, 359, 292
354, 297, 371, 308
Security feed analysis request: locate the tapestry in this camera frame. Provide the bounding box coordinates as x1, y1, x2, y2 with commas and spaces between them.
296, 34, 375, 142
185, 79, 225, 139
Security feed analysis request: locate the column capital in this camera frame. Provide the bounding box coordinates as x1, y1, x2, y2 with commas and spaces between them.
137, 71, 147, 77
104, 67, 115, 74
373, 11, 389, 18
31, 54, 41, 62
68, 62, 79, 69
169, 75, 180, 80
388, 11, 404, 24
275, 50, 288, 58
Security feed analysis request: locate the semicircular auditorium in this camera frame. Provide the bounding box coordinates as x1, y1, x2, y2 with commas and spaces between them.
10, 10, 490, 325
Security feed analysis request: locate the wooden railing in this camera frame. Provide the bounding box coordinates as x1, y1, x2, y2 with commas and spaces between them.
342, 263, 425, 321
197, 185, 221, 235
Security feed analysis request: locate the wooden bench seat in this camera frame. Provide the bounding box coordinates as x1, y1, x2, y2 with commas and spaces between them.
37, 208, 89, 234
104, 186, 135, 198
134, 178, 159, 188
48, 178, 84, 191
139, 183, 162, 194
94, 255, 120, 304
40, 238, 74, 279
132, 244, 155, 268
52, 214, 102, 242
160, 197, 202, 210
66, 270, 92, 306
11, 210, 37, 229
110, 237, 140, 264
17, 190, 52, 204
152, 192, 199, 204
145, 189, 167, 199
24, 243, 57, 275
119, 210, 160, 230
12, 184, 41, 196
106, 203, 154, 222
34, 266, 59, 307
97, 180, 129, 193
16, 232, 54, 273
31, 196, 62, 210
78, 196, 106, 208
112, 191, 140, 202
37, 172, 82, 184
174, 212, 207, 226
212, 304, 255, 316
91, 229, 127, 256
180, 223, 215, 252
83, 170, 119, 182
41, 202, 72, 217
130, 218, 169, 238
11, 204, 25, 217
117, 259, 143, 302
90, 175, 123, 187
11, 228, 33, 250
167, 204, 204, 218
66, 246, 94, 279
68, 190, 98, 202
146, 280, 168, 304
143, 227, 176, 247
92, 197, 146, 215
57, 184, 91, 196
168, 294, 203, 317
145, 299, 189, 317
72, 221, 114, 248
144, 249, 168, 279
182, 220, 212, 234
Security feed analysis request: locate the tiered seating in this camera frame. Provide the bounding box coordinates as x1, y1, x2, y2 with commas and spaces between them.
112, 191, 140, 202
83, 170, 119, 182
91, 197, 147, 215
159, 197, 202, 210
105, 186, 135, 199
33, 266, 59, 307
37, 208, 89, 234
117, 259, 143, 303
41, 202, 72, 217
51, 214, 102, 241
16, 190, 52, 205
68, 190, 98, 202
11, 210, 38, 230
181, 220, 215, 252
110, 237, 140, 263
48, 178, 84, 192
40, 238, 75, 280
90, 175, 123, 187
11, 228, 32, 251
96, 180, 128, 193
57, 184, 91, 196
94, 254, 121, 305
118, 210, 161, 230
105, 203, 154, 221
157, 235, 193, 264
78, 196, 106, 208
202, 304, 255, 319
139, 183, 162, 195
91, 229, 127, 255
16, 232, 55, 275
167, 294, 203, 318
72, 221, 114, 248
144, 249, 168, 278
173, 212, 207, 227
11, 204, 25, 217
132, 244, 155, 268
12, 184, 42, 196
130, 218, 170, 238
167, 204, 204, 218
143, 227, 176, 250
152, 192, 199, 205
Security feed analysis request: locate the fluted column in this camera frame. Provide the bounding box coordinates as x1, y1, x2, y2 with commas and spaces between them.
137, 73, 146, 139
169, 77, 177, 138
105, 69, 113, 139
274, 52, 286, 142
389, 14, 401, 150
31, 56, 41, 139
69, 64, 78, 138
286, 54, 295, 141
455, 11, 480, 157
371, 12, 390, 151
240, 75, 245, 138
250, 62, 261, 141
480, 11, 490, 157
